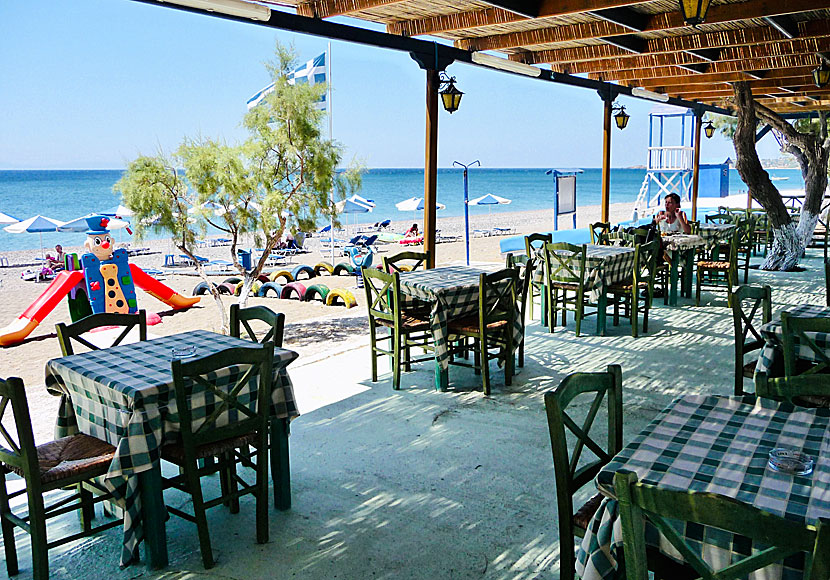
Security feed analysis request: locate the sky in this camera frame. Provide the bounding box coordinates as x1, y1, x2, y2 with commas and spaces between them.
1, 0, 787, 170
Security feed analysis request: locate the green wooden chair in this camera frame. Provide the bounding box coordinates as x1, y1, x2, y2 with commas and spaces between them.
543, 242, 593, 336
55, 310, 147, 355
607, 238, 659, 338
735, 215, 756, 284
696, 227, 740, 307
382, 250, 429, 274
614, 470, 830, 580
525, 233, 552, 323
506, 254, 534, 368
362, 267, 432, 390
230, 304, 285, 347
705, 212, 738, 225
543, 365, 622, 580
825, 258, 830, 307
599, 230, 634, 247
447, 268, 517, 395
781, 311, 830, 377
731, 285, 771, 396
0, 376, 122, 580
228, 303, 290, 508
590, 222, 610, 244
755, 373, 830, 408
162, 345, 273, 569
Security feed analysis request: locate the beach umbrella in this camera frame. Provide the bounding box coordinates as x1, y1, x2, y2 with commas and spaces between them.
336, 197, 373, 236
346, 194, 376, 208
4, 215, 65, 258
469, 193, 512, 227
102, 204, 134, 218
0, 212, 20, 225
395, 196, 446, 225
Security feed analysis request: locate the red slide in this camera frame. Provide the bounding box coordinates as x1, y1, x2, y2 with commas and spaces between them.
0, 271, 85, 347
129, 264, 201, 310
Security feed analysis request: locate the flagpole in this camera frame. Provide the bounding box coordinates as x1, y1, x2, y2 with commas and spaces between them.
328, 42, 335, 266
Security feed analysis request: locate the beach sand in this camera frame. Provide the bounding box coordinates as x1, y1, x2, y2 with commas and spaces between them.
0, 202, 634, 442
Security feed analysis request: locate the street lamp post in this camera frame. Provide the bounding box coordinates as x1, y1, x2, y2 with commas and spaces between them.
453, 159, 480, 266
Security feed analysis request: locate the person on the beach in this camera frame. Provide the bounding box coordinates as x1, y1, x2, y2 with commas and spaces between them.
655, 193, 691, 234
405, 223, 419, 238
46, 245, 65, 270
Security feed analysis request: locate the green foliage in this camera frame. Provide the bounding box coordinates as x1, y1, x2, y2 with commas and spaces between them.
115, 40, 364, 293
707, 113, 737, 139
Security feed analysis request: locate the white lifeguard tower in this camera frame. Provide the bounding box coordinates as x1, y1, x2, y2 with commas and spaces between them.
632, 105, 696, 220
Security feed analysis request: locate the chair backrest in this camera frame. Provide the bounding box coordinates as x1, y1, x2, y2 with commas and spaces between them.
544, 365, 623, 566
383, 251, 429, 274
171, 344, 273, 451
229, 304, 285, 347
731, 285, 772, 394
825, 258, 830, 307
635, 238, 660, 285
590, 222, 610, 245
780, 312, 830, 376
755, 373, 830, 405
478, 268, 518, 330
599, 231, 633, 247
0, 376, 39, 485
525, 233, 552, 258
706, 212, 738, 225
55, 310, 147, 356
362, 267, 400, 326
544, 242, 587, 285
614, 470, 830, 580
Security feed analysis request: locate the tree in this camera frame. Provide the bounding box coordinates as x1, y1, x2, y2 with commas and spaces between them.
115, 152, 230, 331
729, 81, 830, 270
116, 41, 362, 330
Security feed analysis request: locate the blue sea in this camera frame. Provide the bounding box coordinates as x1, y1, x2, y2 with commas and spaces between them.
0, 167, 805, 252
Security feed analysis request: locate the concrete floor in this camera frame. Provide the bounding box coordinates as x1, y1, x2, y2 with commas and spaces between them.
3, 248, 827, 580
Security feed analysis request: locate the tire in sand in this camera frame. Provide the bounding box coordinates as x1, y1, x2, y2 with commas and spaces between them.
326, 288, 357, 308
291, 264, 316, 281
256, 282, 283, 297
269, 270, 293, 284
314, 262, 334, 275
304, 284, 330, 303
280, 282, 307, 301
332, 263, 354, 276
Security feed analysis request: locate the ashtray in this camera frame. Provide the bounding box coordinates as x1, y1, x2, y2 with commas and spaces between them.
768, 448, 814, 475
171, 346, 197, 359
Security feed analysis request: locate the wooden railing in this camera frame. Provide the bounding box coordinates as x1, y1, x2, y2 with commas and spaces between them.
647, 146, 694, 171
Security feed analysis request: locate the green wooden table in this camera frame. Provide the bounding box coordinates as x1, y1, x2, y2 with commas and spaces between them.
45, 330, 299, 568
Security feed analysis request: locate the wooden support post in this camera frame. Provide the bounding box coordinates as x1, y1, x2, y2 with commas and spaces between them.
691, 111, 703, 222
424, 69, 439, 269
601, 97, 612, 224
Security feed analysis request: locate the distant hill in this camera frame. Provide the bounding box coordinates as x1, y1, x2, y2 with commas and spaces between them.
761, 156, 799, 169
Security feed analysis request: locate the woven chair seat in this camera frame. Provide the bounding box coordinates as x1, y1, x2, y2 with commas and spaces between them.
3, 434, 115, 484
162, 432, 258, 465
742, 361, 757, 378
795, 394, 830, 408
697, 260, 730, 270
448, 316, 509, 335
377, 314, 430, 331
549, 281, 580, 291
607, 280, 648, 293
573, 493, 604, 530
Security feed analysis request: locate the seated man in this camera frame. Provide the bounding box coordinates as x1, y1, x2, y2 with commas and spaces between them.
46, 244, 65, 270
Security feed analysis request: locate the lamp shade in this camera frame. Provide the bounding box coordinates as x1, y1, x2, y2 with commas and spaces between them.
704, 121, 715, 139
440, 79, 463, 114
679, 0, 711, 25
614, 106, 630, 130
813, 63, 830, 88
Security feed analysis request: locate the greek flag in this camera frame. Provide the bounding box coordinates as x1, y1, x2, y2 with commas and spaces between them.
247, 52, 327, 110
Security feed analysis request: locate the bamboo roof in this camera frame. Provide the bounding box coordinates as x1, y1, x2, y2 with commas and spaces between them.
257, 0, 830, 114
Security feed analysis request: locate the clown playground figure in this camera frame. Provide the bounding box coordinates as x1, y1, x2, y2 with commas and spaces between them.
81, 215, 138, 314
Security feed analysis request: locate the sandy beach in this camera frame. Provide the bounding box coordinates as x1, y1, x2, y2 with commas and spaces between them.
0, 202, 634, 442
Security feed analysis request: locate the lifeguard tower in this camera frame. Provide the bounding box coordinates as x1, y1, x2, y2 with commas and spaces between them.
632, 105, 728, 219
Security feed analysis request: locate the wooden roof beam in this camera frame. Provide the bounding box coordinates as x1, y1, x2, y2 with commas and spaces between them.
764, 15, 799, 39
589, 7, 648, 32
637, 66, 816, 87
516, 24, 830, 67
480, 0, 542, 19
531, 38, 830, 74
451, 0, 830, 51
297, 0, 405, 18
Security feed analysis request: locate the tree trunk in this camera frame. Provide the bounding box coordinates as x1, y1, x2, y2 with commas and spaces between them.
762, 222, 801, 271
179, 243, 228, 334
731, 82, 800, 270
237, 274, 256, 308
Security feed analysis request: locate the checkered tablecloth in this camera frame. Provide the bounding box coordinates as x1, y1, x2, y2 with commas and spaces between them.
397, 266, 522, 370
45, 330, 299, 566
661, 233, 705, 252
576, 395, 830, 580
755, 304, 830, 377
698, 223, 737, 250
532, 245, 636, 302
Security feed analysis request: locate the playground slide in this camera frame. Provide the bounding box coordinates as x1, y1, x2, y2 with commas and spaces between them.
0, 271, 85, 347
129, 264, 201, 309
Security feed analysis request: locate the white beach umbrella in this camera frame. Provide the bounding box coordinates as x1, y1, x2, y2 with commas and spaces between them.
469, 193, 512, 226
4, 215, 65, 258
0, 212, 20, 225
336, 197, 373, 236
395, 197, 445, 225
102, 204, 134, 218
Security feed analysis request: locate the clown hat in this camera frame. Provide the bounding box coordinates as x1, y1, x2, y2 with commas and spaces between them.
85, 215, 111, 235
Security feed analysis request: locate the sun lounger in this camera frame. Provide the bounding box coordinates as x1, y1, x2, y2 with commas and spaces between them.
207, 259, 234, 271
